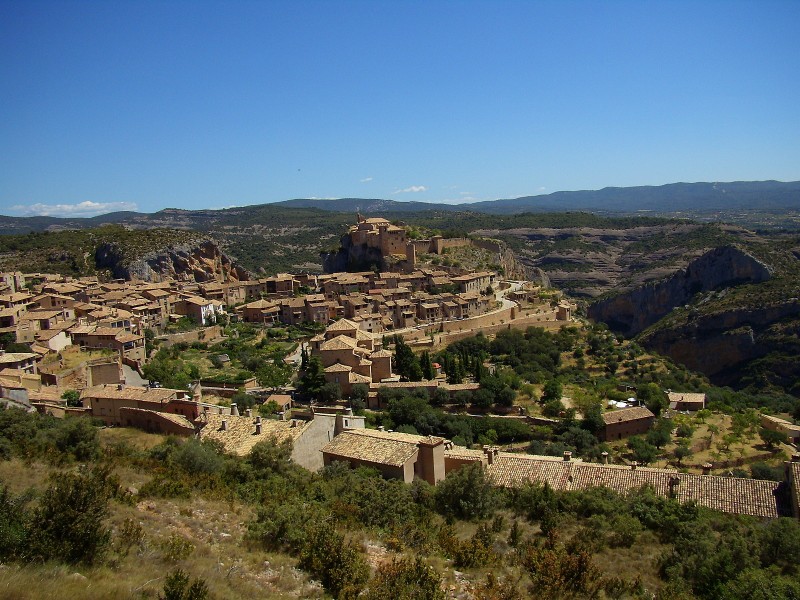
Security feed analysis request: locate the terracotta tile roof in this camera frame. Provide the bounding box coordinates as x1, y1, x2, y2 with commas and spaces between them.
321, 429, 442, 467
486, 453, 786, 518
320, 336, 358, 351
325, 363, 352, 373
199, 413, 310, 456
119, 407, 195, 431
444, 447, 486, 461
80, 384, 179, 403
790, 462, 800, 516
326, 318, 360, 331
370, 349, 393, 358
667, 392, 706, 406
601, 406, 655, 425
349, 372, 372, 384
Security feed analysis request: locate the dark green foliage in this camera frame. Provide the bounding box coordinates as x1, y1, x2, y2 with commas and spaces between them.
320, 382, 343, 403
759, 427, 788, 449
299, 356, 326, 395
362, 556, 445, 600
541, 379, 562, 403
627, 436, 658, 465
0, 409, 100, 463
159, 569, 210, 600
299, 523, 369, 599
720, 568, 800, 600
26, 465, 117, 565
647, 418, 673, 449
758, 517, 800, 574
53, 416, 101, 462
0, 485, 30, 561
61, 389, 81, 407
435, 463, 495, 521
660, 518, 761, 598
639, 382, 669, 416
394, 335, 423, 381
256, 362, 292, 391
452, 524, 496, 569
420, 351, 435, 381
750, 462, 784, 481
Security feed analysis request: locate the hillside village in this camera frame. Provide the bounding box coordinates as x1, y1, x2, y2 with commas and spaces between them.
1, 215, 799, 599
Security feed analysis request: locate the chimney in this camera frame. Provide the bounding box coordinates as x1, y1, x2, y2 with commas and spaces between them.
245, 408, 252, 417
702, 462, 713, 475
631, 461, 638, 470
117, 383, 124, 391
563, 451, 572, 462
417, 437, 446, 485
221, 419, 228, 431
255, 416, 262, 425
255, 421, 262, 435
483, 445, 494, 465
230, 403, 239, 417
378, 426, 385, 432
601, 451, 609, 464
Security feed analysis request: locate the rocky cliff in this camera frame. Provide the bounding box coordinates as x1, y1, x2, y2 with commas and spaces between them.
638, 300, 800, 387
588, 246, 772, 337
95, 239, 250, 283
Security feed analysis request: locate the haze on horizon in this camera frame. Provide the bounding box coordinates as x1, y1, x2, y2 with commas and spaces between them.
1, 0, 799, 218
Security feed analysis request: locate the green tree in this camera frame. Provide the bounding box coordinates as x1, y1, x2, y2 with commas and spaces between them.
420, 351, 435, 381
320, 382, 342, 404
541, 379, 562, 404
646, 418, 673, 449
256, 362, 292, 391
300, 356, 326, 395
638, 383, 668, 416
435, 462, 495, 521
61, 389, 81, 407
759, 427, 788, 450
627, 436, 658, 465
673, 441, 693, 467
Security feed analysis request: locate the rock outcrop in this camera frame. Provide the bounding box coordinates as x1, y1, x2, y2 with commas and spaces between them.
638, 300, 800, 386
588, 246, 772, 337
95, 239, 249, 283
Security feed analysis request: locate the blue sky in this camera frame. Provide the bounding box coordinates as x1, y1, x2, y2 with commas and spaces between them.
1, 0, 799, 217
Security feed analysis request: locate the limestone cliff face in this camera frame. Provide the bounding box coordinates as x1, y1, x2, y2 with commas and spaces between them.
95, 239, 250, 283
321, 233, 387, 273
638, 300, 800, 385
588, 246, 772, 337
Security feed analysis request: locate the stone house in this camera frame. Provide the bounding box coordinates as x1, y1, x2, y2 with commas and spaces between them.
599, 406, 656, 441
321, 428, 446, 485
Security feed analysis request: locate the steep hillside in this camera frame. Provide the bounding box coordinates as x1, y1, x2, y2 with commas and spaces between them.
0, 226, 246, 283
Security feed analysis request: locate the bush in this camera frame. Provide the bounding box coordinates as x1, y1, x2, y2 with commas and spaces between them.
435, 462, 495, 521
362, 556, 445, 600
26, 465, 117, 565
299, 523, 369, 599
159, 569, 209, 600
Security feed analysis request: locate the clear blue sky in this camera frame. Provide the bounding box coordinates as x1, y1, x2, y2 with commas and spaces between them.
1, 0, 799, 217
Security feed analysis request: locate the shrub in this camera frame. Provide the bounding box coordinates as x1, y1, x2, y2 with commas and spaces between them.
159, 569, 209, 600
25, 465, 116, 565
362, 556, 445, 600
299, 523, 369, 599
435, 462, 495, 521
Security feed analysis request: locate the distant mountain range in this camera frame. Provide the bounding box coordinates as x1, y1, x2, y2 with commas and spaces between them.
275, 180, 800, 215
1, 181, 798, 235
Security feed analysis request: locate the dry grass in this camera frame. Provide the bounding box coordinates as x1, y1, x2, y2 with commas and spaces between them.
99, 428, 168, 452
0, 458, 54, 494
0, 490, 321, 600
